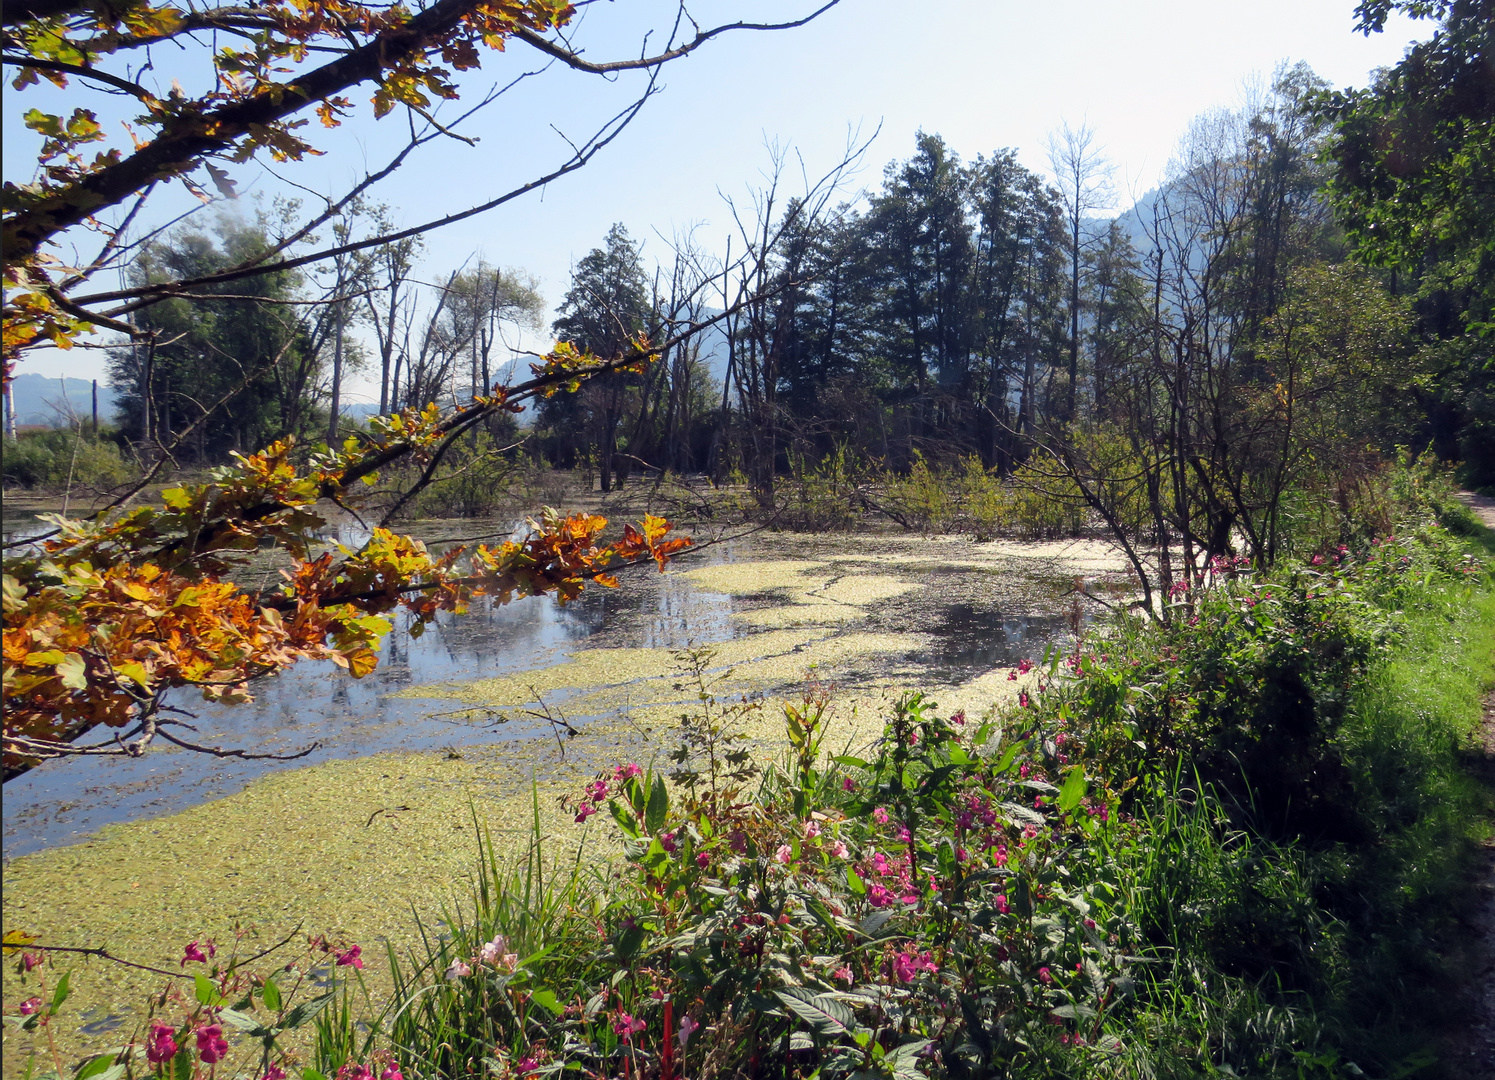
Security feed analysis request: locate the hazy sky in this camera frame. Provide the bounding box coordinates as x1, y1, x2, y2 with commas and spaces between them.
8, 0, 1428, 396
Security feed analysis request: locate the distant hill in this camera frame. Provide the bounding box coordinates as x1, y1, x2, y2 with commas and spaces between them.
7, 373, 119, 428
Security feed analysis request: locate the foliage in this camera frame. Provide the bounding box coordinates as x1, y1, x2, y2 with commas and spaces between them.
1, 345, 688, 776
9, 520, 1492, 1078
0, 427, 133, 490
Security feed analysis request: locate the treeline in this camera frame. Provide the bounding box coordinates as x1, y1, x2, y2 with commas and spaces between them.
93, 7, 1490, 588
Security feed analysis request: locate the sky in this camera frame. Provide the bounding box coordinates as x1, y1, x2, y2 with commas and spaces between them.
5, 0, 1429, 400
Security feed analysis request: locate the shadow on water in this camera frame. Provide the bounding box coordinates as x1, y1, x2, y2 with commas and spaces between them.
916, 605, 1090, 682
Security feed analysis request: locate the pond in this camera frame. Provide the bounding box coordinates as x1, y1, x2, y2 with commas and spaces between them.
2, 520, 1116, 859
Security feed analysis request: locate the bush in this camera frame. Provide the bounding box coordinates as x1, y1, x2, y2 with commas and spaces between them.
1, 429, 134, 490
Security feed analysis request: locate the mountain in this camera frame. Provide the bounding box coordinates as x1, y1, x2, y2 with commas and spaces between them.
6, 373, 119, 428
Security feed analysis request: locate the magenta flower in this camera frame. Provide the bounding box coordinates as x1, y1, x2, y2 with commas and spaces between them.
574, 803, 599, 823
659, 831, 679, 854
872, 807, 890, 825
195, 1023, 229, 1065
615, 763, 642, 781
677, 1014, 700, 1047
146, 1021, 178, 1063
828, 840, 849, 859
841, 776, 856, 792
180, 940, 210, 967
1018, 691, 1030, 708
1037, 966, 1052, 984
21, 952, 43, 972
868, 884, 893, 908
832, 966, 853, 983
950, 710, 966, 725
612, 1012, 646, 1039
1016, 658, 1033, 674
379, 1064, 402, 1080
995, 894, 1011, 914
695, 851, 710, 868
263, 1065, 287, 1080
892, 952, 917, 983
514, 1057, 538, 1075
802, 820, 821, 839
335, 945, 363, 969
17, 996, 42, 1017
335, 1065, 372, 1080
583, 779, 609, 803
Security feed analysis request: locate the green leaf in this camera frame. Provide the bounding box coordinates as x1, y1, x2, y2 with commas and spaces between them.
169, 1044, 194, 1080
992, 741, 1023, 775
301, 1071, 329, 1080
261, 976, 282, 1013
846, 865, 866, 896
1057, 764, 1087, 814
608, 799, 640, 838
832, 755, 868, 769
281, 990, 335, 1029
529, 989, 564, 1016
774, 988, 855, 1037
48, 973, 70, 1015
645, 773, 669, 835
218, 1008, 272, 1037
73, 1053, 121, 1080
193, 972, 222, 1007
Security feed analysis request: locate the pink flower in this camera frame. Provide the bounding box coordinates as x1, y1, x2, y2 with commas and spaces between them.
21, 952, 43, 972
871, 851, 890, 875
828, 840, 849, 859
773, 844, 793, 865
950, 711, 966, 725
1017, 658, 1033, 675
263, 1065, 288, 1080
18, 996, 43, 1017
906, 730, 919, 745
574, 803, 599, 823
335, 1065, 372, 1080
995, 894, 1011, 914
1037, 966, 1052, 984
584, 779, 609, 802
892, 952, 917, 983
1018, 691, 1030, 708
696, 851, 710, 868
1007, 670, 1018, 681
180, 940, 210, 967
1018, 763, 1031, 779
872, 807, 890, 825
868, 884, 893, 908
678, 1014, 700, 1047
195, 1023, 229, 1065
832, 966, 853, 983
802, 820, 821, 839
841, 776, 856, 792
444, 960, 472, 981
615, 763, 642, 781
336, 945, 364, 969
146, 1021, 178, 1064
659, 831, 679, 854
612, 1012, 646, 1039
514, 1057, 538, 1076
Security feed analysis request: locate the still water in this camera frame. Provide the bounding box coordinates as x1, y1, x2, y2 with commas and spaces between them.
2, 514, 1095, 859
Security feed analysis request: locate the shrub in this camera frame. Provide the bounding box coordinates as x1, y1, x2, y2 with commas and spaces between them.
1, 429, 134, 490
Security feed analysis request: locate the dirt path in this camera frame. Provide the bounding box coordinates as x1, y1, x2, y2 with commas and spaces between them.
1449, 493, 1495, 1076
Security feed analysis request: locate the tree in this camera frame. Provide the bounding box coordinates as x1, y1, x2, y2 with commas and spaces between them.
1315, 0, 1495, 477
107, 213, 314, 460
1, 0, 841, 371
2, 0, 839, 775
1045, 121, 1113, 421
545, 224, 651, 492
